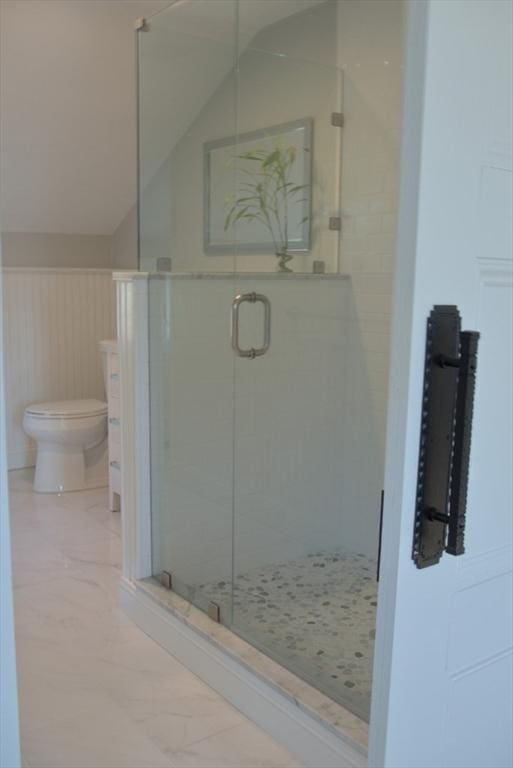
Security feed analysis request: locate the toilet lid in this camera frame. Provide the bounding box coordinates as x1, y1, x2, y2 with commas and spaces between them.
26, 399, 108, 418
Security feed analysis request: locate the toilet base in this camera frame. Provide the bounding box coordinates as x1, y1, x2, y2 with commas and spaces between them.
33, 439, 108, 493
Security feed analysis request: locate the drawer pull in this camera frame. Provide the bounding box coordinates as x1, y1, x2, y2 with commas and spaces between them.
110, 373, 120, 381
109, 417, 120, 426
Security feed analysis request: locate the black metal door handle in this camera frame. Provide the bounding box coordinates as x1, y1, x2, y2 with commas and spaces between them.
412, 306, 480, 569
446, 330, 479, 556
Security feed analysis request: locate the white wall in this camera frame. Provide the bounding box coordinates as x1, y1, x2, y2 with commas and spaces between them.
112, 207, 138, 270
2, 268, 116, 469
1, 229, 138, 270
0, 0, 171, 236
0, 1, 177, 271
0, 232, 113, 269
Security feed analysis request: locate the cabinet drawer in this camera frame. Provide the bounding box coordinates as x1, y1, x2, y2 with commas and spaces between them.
109, 372, 120, 399
109, 463, 121, 494
109, 353, 120, 375
109, 440, 120, 466
108, 419, 120, 445
109, 396, 120, 419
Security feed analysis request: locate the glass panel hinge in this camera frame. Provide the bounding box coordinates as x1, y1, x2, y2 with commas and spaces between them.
207, 601, 220, 622
160, 571, 172, 590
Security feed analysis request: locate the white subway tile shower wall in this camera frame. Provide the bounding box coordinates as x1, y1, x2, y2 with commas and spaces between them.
2, 269, 116, 469
148, 275, 385, 590
336, 0, 403, 532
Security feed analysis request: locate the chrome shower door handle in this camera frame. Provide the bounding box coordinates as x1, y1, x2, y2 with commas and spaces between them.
231, 292, 271, 359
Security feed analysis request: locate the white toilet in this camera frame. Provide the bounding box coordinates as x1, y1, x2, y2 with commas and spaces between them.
23, 346, 110, 493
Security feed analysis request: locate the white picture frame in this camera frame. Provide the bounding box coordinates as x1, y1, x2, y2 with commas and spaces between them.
203, 118, 313, 255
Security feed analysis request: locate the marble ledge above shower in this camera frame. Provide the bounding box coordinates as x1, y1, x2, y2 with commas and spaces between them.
153, 272, 350, 281
113, 271, 349, 281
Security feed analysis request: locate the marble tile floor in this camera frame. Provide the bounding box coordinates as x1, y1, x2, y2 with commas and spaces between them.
198, 550, 377, 720
8, 468, 302, 768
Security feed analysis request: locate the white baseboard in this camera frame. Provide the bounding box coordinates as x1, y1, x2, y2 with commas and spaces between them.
120, 578, 367, 768
8, 448, 36, 471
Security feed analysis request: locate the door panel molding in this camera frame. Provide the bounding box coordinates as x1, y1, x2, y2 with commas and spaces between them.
455, 543, 513, 590
369, 1, 513, 765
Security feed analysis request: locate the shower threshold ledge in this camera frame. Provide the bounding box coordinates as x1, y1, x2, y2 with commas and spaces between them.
122, 576, 368, 767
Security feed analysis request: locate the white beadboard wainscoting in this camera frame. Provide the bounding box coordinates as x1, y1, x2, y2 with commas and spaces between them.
2, 268, 116, 470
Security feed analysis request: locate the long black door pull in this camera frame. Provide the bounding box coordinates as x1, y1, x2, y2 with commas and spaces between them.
412, 306, 479, 569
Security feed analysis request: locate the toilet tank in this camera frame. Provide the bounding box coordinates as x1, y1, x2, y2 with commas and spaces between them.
99, 340, 118, 396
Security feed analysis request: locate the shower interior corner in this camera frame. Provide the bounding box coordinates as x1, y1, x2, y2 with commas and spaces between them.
139, 0, 402, 728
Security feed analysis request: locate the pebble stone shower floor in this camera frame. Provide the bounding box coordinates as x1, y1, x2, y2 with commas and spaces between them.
199, 548, 378, 719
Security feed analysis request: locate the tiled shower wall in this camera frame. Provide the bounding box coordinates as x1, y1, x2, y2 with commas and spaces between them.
149, 275, 370, 587
2, 268, 116, 469
336, 0, 403, 551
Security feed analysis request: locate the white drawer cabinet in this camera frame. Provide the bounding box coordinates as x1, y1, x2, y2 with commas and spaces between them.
101, 340, 121, 512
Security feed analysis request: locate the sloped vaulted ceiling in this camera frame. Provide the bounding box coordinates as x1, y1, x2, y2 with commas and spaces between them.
0, 0, 324, 236
0, 0, 172, 234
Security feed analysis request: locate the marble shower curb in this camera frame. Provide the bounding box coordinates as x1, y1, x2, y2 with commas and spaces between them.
120, 576, 368, 768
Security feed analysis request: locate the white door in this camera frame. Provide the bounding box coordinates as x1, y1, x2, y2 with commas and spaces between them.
0, 242, 21, 766
370, 1, 513, 767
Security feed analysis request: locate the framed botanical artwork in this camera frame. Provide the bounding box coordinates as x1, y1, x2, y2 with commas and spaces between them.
204, 118, 313, 266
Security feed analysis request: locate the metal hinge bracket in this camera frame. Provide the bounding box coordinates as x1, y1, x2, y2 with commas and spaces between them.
156, 257, 172, 272
207, 601, 220, 622
160, 571, 172, 590
331, 112, 344, 127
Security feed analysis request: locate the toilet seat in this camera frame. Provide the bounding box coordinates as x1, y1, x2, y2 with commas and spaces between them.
26, 399, 107, 420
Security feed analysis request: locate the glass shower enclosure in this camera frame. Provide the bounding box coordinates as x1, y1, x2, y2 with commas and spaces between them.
138, 0, 400, 722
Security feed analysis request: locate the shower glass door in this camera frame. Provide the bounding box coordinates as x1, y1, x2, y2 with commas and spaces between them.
139, 0, 238, 616
140, 0, 400, 723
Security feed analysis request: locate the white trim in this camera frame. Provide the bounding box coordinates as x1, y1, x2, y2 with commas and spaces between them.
120, 578, 366, 768
368, 1, 429, 764
0, 244, 21, 767
1, 267, 114, 275
116, 275, 152, 581
113, 270, 149, 282
113, 270, 348, 281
